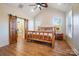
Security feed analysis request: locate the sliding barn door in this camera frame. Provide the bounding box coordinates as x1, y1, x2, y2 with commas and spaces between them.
9, 14, 17, 44
24, 19, 28, 40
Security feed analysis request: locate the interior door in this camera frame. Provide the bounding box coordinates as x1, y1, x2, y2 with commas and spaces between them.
9, 14, 17, 44
24, 19, 28, 40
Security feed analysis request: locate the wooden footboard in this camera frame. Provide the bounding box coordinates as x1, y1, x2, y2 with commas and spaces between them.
27, 31, 55, 48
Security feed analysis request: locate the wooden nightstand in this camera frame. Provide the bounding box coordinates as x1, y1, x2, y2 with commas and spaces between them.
55, 33, 63, 40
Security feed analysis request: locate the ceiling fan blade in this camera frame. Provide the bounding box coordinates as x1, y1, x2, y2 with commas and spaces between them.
36, 3, 41, 5
28, 4, 36, 6
39, 7, 41, 10
41, 3, 48, 7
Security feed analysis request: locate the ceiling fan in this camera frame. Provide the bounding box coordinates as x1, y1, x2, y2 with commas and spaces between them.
28, 3, 48, 10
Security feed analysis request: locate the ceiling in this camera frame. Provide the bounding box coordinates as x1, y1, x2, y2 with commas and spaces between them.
48, 3, 72, 12
1, 3, 41, 18
5, 3, 72, 11
0, 3, 76, 18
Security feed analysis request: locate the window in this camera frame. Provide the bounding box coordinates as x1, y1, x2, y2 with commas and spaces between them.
28, 20, 34, 30
66, 10, 72, 38
35, 20, 41, 30
51, 16, 62, 33
52, 16, 62, 26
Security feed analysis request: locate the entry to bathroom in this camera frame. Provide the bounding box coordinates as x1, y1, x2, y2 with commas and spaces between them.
17, 18, 25, 41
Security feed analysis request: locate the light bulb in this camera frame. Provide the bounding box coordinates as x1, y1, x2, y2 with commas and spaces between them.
37, 5, 40, 8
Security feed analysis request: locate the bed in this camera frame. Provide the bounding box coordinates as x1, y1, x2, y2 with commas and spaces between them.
27, 27, 55, 48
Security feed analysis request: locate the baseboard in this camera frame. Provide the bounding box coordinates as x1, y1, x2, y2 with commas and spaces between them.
73, 48, 79, 56
0, 41, 9, 47
64, 35, 79, 56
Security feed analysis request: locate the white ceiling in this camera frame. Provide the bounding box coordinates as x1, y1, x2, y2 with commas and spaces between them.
5, 3, 72, 11
1, 3, 41, 18
48, 3, 72, 12
0, 3, 77, 18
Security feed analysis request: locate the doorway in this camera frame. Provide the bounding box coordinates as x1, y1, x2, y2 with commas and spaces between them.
9, 14, 28, 44
17, 18, 25, 40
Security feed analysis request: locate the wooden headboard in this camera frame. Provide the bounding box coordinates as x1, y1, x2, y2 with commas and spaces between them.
38, 27, 55, 32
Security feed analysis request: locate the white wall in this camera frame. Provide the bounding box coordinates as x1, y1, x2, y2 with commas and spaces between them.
72, 5, 79, 55
0, 6, 9, 47
0, 4, 34, 47
34, 8, 66, 34
65, 4, 79, 55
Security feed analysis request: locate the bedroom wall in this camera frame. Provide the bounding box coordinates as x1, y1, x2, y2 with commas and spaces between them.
0, 4, 34, 47
65, 4, 79, 55
0, 5, 9, 47
34, 8, 66, 34
71, 5, 79, 55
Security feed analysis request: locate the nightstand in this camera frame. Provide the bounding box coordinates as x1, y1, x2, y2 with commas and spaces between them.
55, 33, 64, 40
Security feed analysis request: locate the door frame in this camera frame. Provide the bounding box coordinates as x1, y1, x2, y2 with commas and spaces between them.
9, 14, 28, 44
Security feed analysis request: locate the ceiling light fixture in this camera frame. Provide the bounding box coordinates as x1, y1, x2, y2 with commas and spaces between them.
37, 5, 40, 8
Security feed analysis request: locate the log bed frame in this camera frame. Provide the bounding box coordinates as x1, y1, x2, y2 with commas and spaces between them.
27, 27, 55, 48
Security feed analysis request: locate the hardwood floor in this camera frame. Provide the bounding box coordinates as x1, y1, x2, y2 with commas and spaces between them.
0, 38, 76, 56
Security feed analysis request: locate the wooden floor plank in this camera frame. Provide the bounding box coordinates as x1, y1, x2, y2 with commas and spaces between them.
0, 39, 76, 56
